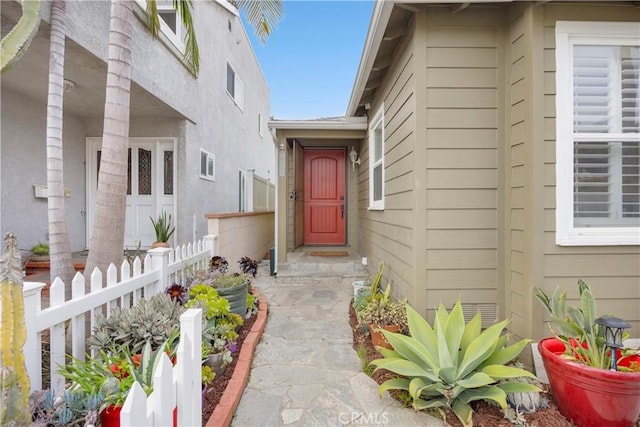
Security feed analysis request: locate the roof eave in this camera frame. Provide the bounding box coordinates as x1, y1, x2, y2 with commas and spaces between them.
268, 117, 368, 131
346, 0, 395, 117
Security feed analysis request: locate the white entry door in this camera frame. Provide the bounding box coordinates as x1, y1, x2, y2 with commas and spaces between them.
87, 138, 176, 249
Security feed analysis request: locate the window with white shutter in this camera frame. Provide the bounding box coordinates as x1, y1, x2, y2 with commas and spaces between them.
555, 21, 640, 246
368, 105, 385, 210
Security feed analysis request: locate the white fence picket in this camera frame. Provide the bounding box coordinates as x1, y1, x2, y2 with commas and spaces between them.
121, 382, 151, 426
23, 237, 215, 399
120, 309, 202, 427
71, 272, 86, 362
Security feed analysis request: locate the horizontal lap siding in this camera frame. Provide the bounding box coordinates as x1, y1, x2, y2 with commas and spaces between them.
538, 4, 640, 336
424, 8, 500, 321
506, 7, 529, 337
359, 24, 416, 301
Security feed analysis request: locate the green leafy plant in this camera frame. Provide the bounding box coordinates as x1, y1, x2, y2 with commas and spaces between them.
212, 273, 247, 289
358, 284, 407, 329
30, 242, 49, 256
150, 211, 175, 242
59, 341, 169, 409
201, 365, 216, 387
88, 293, 183, 355
535, 279, 631, 370
246, 292, 258, 316
186, 284, 230, 319
370, 302, 539, 427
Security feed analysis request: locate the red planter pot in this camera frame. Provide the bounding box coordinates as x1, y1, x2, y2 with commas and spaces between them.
539, 337, 640, 427
100, 405, 122, 427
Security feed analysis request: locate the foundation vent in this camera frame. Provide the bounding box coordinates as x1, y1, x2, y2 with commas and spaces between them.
462, 303, 498, 329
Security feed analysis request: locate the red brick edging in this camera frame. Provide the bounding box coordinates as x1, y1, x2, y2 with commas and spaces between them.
205, 291, 268, 427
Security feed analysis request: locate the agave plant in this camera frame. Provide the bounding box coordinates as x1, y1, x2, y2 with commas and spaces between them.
370, 302, 539, 427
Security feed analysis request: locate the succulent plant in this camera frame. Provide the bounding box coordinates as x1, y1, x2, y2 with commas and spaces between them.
88, 293, 184, 355
0, 233, 31, 425
238, 256, 258, 277
30, 388, 102, 427
209, 256, 229, 273
370, 301, 539, 427
358, 284, 407, 329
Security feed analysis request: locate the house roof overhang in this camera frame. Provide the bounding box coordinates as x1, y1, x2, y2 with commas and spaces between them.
346, 0, 517, 117
268, 117, 368, 146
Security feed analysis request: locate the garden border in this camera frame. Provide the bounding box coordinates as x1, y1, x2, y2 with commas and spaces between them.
205, 291, 268, 427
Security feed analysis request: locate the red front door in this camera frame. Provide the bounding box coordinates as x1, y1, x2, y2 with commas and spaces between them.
303, 149, 346, 244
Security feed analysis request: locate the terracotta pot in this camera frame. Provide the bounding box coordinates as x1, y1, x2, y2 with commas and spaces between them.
370, 324, 402, 350
100, 405, 122, 427
151, 241, 170, 249
539, 337, 640, 427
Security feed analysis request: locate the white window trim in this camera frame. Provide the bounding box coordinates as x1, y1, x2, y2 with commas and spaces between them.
200, 149, 215, 181
258, 113, 263, 137
134, 0, 186, 52
226, 61, 244, 111
368, 105, 385, 210
555, 21, 640, 246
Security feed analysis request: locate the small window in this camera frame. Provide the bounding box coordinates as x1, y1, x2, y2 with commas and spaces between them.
555, 21, 640, 246
226, 62, 244, 110
368, 105, 385, 210
155, 0, 186, 50
200, 149, 215, 181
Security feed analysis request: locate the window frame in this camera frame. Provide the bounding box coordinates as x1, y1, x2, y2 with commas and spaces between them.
135, 0, 186, 53
555, 21, 640, 246
226, 62, 244, 110
200, 149, 215, 181
368, 105, 385, 210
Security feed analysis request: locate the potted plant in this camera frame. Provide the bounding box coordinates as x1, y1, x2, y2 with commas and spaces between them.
30, 242, 50, 262
352, 260, 383, 298
535, 280, 640, 427
358, 284, 407, 349
58, 342, 166, 427
150, 211, 175, 248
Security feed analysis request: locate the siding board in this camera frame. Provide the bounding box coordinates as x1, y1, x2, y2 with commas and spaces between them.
426, 68, 497, 88
426, 47, 498, 68
427, 209, 497, 229
426, 129, 498, 149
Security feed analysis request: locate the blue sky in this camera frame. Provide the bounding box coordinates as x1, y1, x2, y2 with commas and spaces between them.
244, 1, 375, 120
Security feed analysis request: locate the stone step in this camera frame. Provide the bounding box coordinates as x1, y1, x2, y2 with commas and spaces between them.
276, 261, 366, 277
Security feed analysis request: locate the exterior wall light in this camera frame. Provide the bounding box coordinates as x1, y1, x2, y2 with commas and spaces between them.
349, 146, 360, 172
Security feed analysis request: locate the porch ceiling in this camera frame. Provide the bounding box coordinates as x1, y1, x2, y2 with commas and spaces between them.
1, 8, 185, 121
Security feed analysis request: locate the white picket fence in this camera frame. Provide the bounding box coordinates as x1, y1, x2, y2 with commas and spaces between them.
121, 309, 202, 427
22, 235, 216, 425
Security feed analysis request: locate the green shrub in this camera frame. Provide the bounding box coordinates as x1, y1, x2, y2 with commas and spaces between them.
370, 302, 539, 427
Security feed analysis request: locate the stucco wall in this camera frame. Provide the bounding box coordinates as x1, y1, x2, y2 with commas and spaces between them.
2, 0, 274, 252
1, 88, 87, 251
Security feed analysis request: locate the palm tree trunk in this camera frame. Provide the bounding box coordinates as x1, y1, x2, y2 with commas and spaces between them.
84, 0, 133, 278
46, 0, 75, 287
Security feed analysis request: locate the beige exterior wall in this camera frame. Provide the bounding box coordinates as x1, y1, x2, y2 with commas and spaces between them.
502, 2, 640, 339
206, 211, 275, 272
422, 6, 502, 325
358, 17, 420, 312
535, 3, 640, 337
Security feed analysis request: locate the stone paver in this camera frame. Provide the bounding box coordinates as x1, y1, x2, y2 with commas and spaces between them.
232, 265, 446, 427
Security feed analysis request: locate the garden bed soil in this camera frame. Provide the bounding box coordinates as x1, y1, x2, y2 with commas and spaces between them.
201, 313, 257, 425
348, 301, 573, 427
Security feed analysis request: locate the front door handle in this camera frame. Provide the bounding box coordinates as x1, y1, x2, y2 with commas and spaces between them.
340, 204, 344, 219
